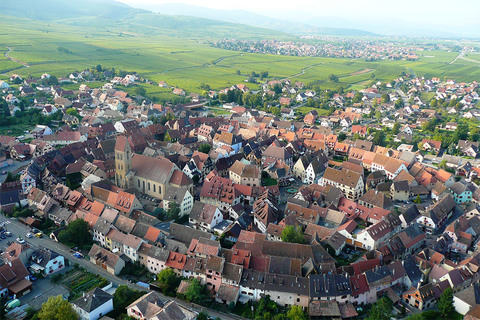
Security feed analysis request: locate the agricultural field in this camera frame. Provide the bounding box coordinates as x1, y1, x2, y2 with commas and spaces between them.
1, 14, 479, 94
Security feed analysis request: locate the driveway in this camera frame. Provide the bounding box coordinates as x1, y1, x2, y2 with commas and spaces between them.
0, 215, 245, 319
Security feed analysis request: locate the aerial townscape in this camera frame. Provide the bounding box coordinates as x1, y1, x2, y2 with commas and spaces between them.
1, 0, 480, 320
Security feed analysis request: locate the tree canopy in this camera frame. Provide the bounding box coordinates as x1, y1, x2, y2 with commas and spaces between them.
366, 297, 393, 320
281, 225, 305, 244
58, 219, 92, 248
156, 268, 180, 295
438, 288, 454, 319
184, 278, 205, 303
37, 295, 79, 320
112, 285, 144, 317
198, 143, 212, 154
166, 203, 181, 222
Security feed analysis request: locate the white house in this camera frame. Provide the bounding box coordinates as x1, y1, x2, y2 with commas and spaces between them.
189, 202, 223, 232
30, 249, 65, 276
121, 234, 144, 262
72, 287, 113, 320
42, 105, 58, 116
20, 171, 36, 194
162, 187, 193, 217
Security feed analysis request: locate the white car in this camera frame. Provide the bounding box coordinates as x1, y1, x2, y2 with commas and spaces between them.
16, 238, 25, 244
26, 233, 33, 238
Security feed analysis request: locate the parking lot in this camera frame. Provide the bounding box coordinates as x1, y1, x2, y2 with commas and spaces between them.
0, 160, 31, 183
18, 271, 70, 310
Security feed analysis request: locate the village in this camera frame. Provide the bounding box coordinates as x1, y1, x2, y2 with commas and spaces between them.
209, 38, 449, 60
0, 67, 480, 320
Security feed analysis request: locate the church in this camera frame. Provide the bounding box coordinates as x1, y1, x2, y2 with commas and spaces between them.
114, 136, 193, 200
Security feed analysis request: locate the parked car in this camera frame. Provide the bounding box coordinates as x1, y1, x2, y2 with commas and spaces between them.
73, 252, 83, 258
0, 234, 6, 240
16, 238, 25, 244
25, 233, 33, 238
35, 232, 43, 238
4, 232, 12, 237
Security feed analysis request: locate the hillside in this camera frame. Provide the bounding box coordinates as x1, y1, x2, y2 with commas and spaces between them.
152, 3, 376, 37
0, 0, 288, 39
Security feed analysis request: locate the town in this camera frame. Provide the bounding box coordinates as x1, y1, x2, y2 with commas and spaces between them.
0, 61, 479, 320
209, 38, 457, 60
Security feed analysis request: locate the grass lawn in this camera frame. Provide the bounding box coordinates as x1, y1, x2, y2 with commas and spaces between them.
208, 106, 231, 116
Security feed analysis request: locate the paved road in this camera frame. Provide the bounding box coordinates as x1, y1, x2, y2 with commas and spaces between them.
0, 160, 31, 183
0, 215, 244, 319
424, 154, 480, 167
450, 48, 466, 65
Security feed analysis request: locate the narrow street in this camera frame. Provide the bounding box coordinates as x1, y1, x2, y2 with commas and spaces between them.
0, 214, 245, 320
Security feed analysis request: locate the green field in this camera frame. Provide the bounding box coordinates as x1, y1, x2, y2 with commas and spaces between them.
1, 14, 479, 95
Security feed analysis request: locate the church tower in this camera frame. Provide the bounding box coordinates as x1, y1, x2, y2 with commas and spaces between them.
115, 136, 132, 189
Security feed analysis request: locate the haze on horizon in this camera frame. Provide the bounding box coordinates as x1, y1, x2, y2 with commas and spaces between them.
115, 0, 480, 37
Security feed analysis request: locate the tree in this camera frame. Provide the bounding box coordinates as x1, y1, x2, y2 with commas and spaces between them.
281, 225, 305, 244
156, 268, 180, 295
134, 86, 146, 96
453, 123, 469, 142
439, 159, 448, 169
255, 295, 278, 319
4, 172, 19, 183
184, 279, 205, 303
406, 314, 424, 320
414, 195, 422, 204
192, 174, 200, 185
164, 131, 172, 142
272, 83, 282, 95
66, 108, 78, 116
366, 297, 393, 320
96, 64, 102, 73
392, 122, 400, 135
37, 295, 79, 320
381, 93, 390, 103
198, 144, 212, 154
421, 119, 437, 132
375, 111, 382, 121
166, 203, 181, 222
286, 305, 307, 320
112, 285, 143, 317
372, 130, 386, 147
197, 311, 209, 320
58, 219, 92, 248
438, 288, 454, 319
352, 92, 363, 103
395, 98, 404, 109
328, 74, 339, 82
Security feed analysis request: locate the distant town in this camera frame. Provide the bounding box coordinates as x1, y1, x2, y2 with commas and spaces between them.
210, 38, 462, 60
0, 62, 480, 320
